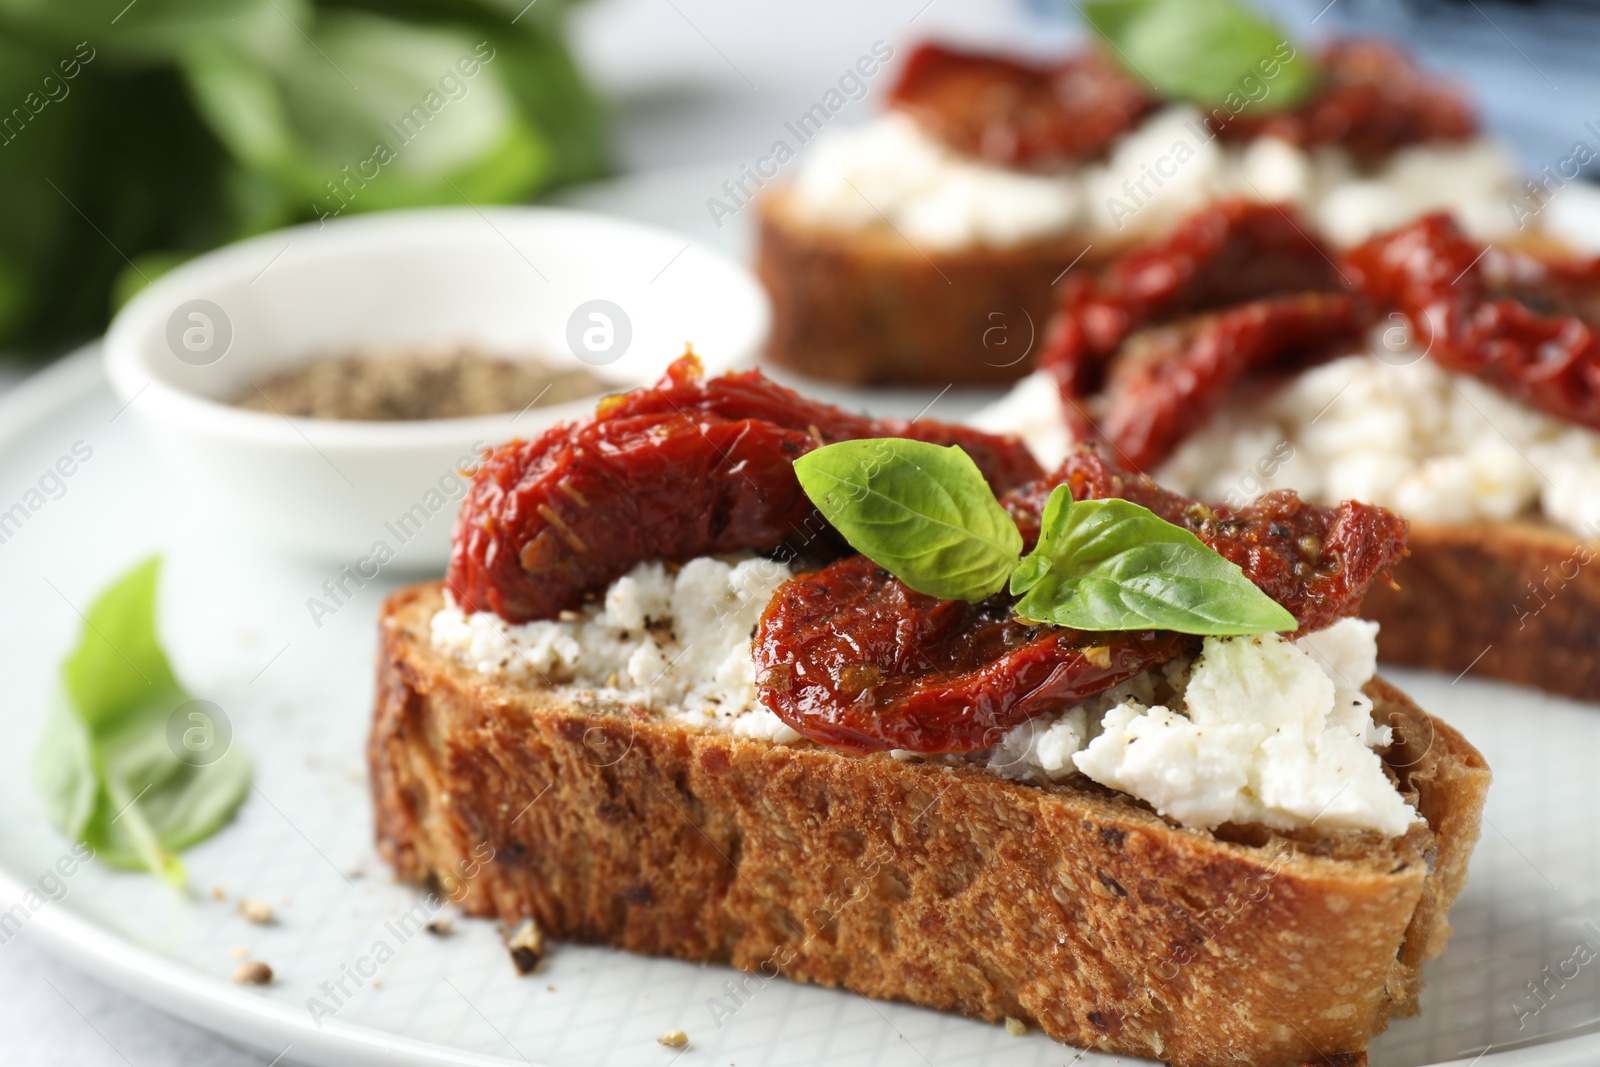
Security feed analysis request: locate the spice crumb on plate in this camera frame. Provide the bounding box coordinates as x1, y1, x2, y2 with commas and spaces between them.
237, 899, 274, 925
506, 917, 545, 974
1004, 1016, 1027, 1036
657, 1030, 689, 1049
233, 960, 273, 985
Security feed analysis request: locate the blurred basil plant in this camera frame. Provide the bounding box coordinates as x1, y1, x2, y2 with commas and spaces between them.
0, 0, 608, 355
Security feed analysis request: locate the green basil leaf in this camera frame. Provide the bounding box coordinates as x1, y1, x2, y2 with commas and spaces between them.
179, 14, 552, 215
134, 748, 252, 857
39, 557, 251, 887
34, 697, 97, 842
1079, 0, 1154, 43
794, 438, 1022, 603
1011, 488, 1298, 635
90, 771, 187, 887
97, 695, 193, 800
1006, 477, 1074, 599
1083, 0, 1317, 111
89, 740, 251, 874
61, 557, 181, 731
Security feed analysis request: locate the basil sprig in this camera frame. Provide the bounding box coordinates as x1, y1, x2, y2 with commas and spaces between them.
795, 439, 1295, 635
1082, 0, 1318, 111
1009, 485, 1297, 634
35, 557, 251, 887
794, 438, 1023, 602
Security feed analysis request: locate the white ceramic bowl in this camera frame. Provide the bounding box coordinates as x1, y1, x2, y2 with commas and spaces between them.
104, 207, 769, 567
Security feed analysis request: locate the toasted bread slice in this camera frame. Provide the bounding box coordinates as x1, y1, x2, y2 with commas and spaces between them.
1365, 520, 1600, 699
757, 188, 1116, 386
371, 581, 1489, 1067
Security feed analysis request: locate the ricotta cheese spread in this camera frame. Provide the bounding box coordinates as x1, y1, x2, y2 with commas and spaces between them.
991, 618, 1415, 837
788, 108, 1524, 249
432, 556, 1415, 837
1160, 349, 1600, 536
975, 343, 1600, 539
430, 554, 803, 742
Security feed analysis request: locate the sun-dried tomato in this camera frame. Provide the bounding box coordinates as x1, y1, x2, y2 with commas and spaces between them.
447, 355, 1043, 622
1098, 293, 1362, 471
1345, 213, 1600, 430
888, 43, 1153, 168
1040, 201, 1355, 467
889, 39, 1473, 170
1011, 449, 1409, 636
1215, 40, 1477, 160
1042, 201, 1343, 390
583, 354, 1041, 486
755, 448, 1408, 753
753, 554, 1192, 753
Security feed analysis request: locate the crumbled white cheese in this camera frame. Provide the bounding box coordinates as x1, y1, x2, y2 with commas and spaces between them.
434, 558, 1414, 836
792, 113, 1080, 248
1297, 618, 1391, 747
788, 108, 1524, 249
981, 337, 1600, 540
987, 660, 1182, 781
1000, 619, 1413, 836
969, 368, 1076, 470
987, 708, 1090, 780
429, 555, 801, 742
1312, 139, 1520, 246
1079, 107, 1229, 234
1157, 347, 1600, 539
1545, 182, 1600, 256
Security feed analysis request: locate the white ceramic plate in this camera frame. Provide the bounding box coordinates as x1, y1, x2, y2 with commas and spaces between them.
2, 169, 1599, 1067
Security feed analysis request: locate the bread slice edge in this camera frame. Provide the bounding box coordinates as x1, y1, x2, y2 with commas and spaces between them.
1369, 519, 1600, 701
756, 188, 1118, 386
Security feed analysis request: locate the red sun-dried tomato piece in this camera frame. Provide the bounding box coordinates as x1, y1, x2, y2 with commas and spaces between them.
591, 353, 1044, 489
754, 553, 1192, 754
1215, 40, 1478, 160
1345, 213, 1600, 430
755, 448, 1408, 754
888, 43, 1154, 168
889, 39, 1472, 170
1040, 201, 1355, 467
1095, 292, 1364, 470
1008, 448, 1409, 636
1042, 200, 1343, 395
447, 355, 1043, 622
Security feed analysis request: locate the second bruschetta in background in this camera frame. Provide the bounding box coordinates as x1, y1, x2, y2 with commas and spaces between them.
757, 0, 1536, 386
979, 199, 1600, 699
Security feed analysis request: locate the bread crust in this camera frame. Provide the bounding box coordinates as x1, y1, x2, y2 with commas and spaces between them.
371, 581, 1489, 1067
1365, 520, 1600, 699
757, 189, 1116, 386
